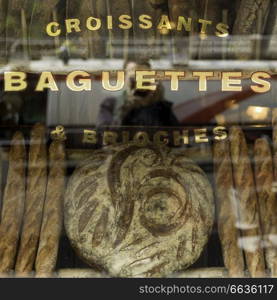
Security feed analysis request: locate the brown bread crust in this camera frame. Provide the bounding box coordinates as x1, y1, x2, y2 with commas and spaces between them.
229, 127, 265, 277
15, 124, 47, 275
272, 108, 277, 277
272, 108, 277, 180
35, 141, 66, 277
0, 132, 26, 274
65, 144, 214, 277
254, 137, 277, 277
233, 0, 271, 35
213, 138, 245, 277
232, 0, 271, 59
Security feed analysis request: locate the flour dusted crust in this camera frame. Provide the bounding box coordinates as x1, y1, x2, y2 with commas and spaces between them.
15, 124, 47, 275
254, 137, 277, 277
64, 144, 214, 278
35, 141, 66, 277
0, 132, 26, 274
213, 139, 245, 277
229, 127, 265, 277
273, 108, 277, 181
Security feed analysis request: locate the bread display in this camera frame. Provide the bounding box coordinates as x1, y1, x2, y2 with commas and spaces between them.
229, 126, 265, 277
64, 144, 215, 277
15, 124, 47, 275
35, 141, 66, 277
213, 138, 245, 277
254, 137, 277, 277
0, 132, 26, 275
1, 0, 277, 281
0, 125, 276, 278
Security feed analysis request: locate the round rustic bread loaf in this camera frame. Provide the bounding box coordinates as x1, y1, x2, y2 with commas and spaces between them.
64, 144, 214, 277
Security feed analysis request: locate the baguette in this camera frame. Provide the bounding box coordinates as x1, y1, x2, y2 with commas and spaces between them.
35, 141, 66, 277
233, 0, 271, 35
213, 138, 245, 277
15, 124, 47, 275
272, 108, 277, 180
272, 108, 277, 277
254, 137, 277, 277
229, 126, 265, 277
232, 0, 271, 59
0, 132, 26, 275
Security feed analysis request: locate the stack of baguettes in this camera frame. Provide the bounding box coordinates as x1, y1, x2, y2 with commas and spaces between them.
0, 124, 66, 277
214, 121, 277, 278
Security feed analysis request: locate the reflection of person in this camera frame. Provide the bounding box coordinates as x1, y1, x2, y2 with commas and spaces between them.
96, 59, 179, 127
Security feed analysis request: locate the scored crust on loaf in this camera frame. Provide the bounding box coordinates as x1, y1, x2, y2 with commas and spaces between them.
64, 143, 214, 278
229, 127, 265, 277
35, 141, 66, 277
213, 138, 245, 277
15, 124, 47, 275
254, 137, 277, 277
0, 132, 26, 275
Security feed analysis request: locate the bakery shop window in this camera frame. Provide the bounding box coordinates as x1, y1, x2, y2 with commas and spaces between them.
0, 0, 277, 278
